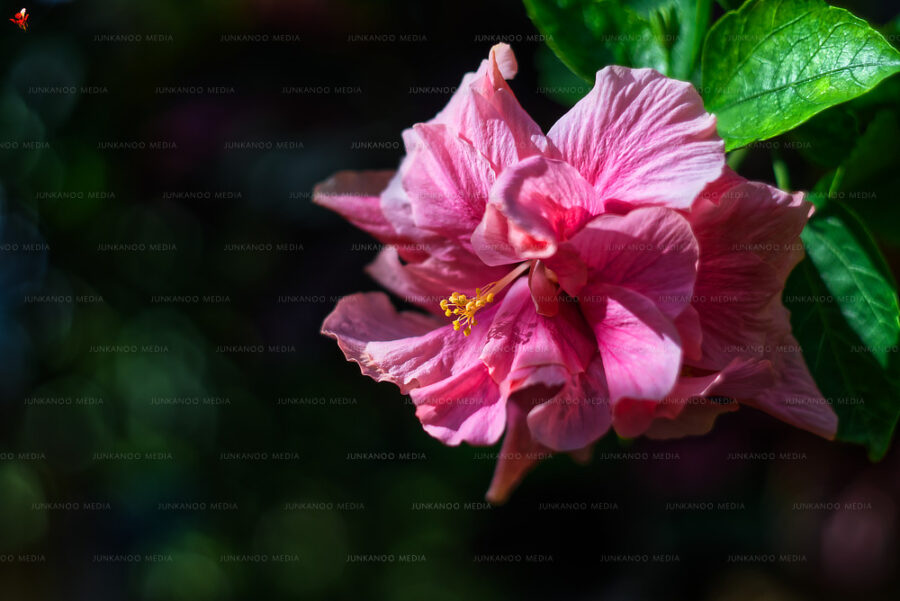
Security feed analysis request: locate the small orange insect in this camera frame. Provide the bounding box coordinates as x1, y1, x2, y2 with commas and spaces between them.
10, 8, 28, 31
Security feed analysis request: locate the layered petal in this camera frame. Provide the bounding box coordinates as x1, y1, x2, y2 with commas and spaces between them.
401, 124, 496, 237
313, 170, 403, 245
528, 260, 560, 317
323, 292, 515, 447
432, 43, 549, 168
376, 165, 475, 264
674, 305, 703, 363
643, 359, 774, 439
432, 43, 519, 127
380, 44, 549, 246
322, 292, 490, 393
486, 401, 552, 505
548, 66, 724, 210
365, 245, 509, 314
486, 373, 598, 504
689, 252, 777, 369
471, 156, 604, 265
450, 85, 549, 170
526, 357, 612, 451
744, 303, 838, 439
691, 173, 812, 284
688, 174, 815, 370
481, 278, 596, 388
379, 160, 424, 248
316, 49, 836, 504
553, 207, 699, 320
579, 283, 682, 402
413, 362, 506, 446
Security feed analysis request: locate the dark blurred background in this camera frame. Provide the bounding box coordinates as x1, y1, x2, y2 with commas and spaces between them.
0, 0, 898, 599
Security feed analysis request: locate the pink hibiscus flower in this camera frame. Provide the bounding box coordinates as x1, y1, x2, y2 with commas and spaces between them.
315, 44, 837, 503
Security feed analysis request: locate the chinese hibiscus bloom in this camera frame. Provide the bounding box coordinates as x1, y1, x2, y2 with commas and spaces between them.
315, 44, 837, 503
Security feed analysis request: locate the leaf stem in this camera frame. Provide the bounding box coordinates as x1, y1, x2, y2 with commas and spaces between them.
828, 166, 845, 198
726, 147, 749, 172
771, 149, 790, 191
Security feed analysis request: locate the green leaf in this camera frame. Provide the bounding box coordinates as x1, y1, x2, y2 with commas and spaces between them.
803, 205, 900, 368
701, 0, 900, 150
785, 202, 900, 459
524, 0, 711, 82
786, 105, 859, 168
882, 13, 900, 50
715, 0, 743, 10
638, 0, 713, 80
821, 110, 900, 247
835, 110, 900, 196
524, 0, 665, 81
535, 44, 593, 106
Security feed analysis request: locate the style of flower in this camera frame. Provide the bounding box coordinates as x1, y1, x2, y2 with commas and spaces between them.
314, 44, 837, 503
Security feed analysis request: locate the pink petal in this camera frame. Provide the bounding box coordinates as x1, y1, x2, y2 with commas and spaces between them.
696, 165, 745, 205
365, 245, 509, 314
555, 207, 699, 319
413, 362, 506, 446
433, 43, 518, 125
745, 304, 838, 439
471, 156, 603, 265
528, 260, 560, 317
452, 85, 548, 170
486, 401, 551, 505
431, 44, 549, 168
379, 160, 423, 248
580, 283, 682, 402
675, 305, 703, 363
466, 204, 533, 266
401, 124, 496, 237
644, 358, 775, 438
323, 292, 517, 447
548, 66, 724, 210
526, 357, 612, 451
481, 278, 596, 388
542, 245, 587, 296
687, 175, 813, 370
644, 399, 739, 439
502, 365, 570, 400
691, 176, 812, 283
377, 162, 472, 263
689, 251, 778, 369
611, 398, 660, 438
321, 292, 488, 393
313, 170, 402, 244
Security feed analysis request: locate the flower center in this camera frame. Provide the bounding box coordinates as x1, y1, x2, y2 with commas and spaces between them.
440, 261, 531, 336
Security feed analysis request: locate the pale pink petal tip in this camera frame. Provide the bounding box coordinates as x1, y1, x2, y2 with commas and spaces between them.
489, 43, 518, 80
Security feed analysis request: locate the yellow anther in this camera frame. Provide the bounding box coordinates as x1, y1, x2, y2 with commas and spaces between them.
439, 262, 532, 336
442, 288, 494, 335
